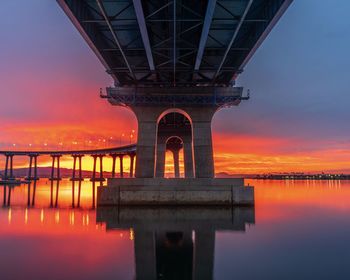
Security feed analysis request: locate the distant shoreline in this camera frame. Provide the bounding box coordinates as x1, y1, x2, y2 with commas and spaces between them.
253, 174, 350, 180
1, 168, 350, 181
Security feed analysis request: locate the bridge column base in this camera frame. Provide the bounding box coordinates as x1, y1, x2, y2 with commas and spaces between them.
97, 178, 254, 206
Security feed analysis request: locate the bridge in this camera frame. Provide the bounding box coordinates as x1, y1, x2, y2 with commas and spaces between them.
0, 144, 136, 184
57, 0, 292, 205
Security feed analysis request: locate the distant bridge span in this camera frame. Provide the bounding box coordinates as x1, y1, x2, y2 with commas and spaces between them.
0, 144, 136, 156
0, 144, 137, 184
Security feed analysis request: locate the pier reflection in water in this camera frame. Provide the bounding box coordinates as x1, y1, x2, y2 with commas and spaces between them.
97, 206, 254, 280
1, 180, 350, 279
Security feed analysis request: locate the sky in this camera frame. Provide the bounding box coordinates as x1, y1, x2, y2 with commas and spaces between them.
0, 0, 350, 174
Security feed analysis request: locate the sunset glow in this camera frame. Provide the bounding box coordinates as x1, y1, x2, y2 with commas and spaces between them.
1, 1, 350, 175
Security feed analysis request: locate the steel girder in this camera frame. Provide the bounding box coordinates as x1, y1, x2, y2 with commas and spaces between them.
105, 86, 247, 107
58, 0, 292, 87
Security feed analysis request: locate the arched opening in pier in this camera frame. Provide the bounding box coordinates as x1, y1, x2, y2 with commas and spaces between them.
156, 110, 194, 178
165, 136, 184, 178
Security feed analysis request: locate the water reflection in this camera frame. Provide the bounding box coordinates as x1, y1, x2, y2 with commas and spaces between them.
97, 206, 255, 280
0, 178, 98, 209
1, 180, 350, 279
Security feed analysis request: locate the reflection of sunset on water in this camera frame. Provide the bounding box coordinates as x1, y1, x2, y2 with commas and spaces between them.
2, 179, 350, 226
1, 178, 350, 279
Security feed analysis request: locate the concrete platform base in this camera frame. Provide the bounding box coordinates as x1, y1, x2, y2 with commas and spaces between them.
97, 178, 254, 206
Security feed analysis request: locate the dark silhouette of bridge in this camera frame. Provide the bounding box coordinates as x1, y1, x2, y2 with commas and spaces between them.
0, 144, 136, 184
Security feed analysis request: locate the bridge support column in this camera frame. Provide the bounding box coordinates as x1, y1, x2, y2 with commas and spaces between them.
155, 141, 166, 178
4, 154, 9, 180
135, 121, 157, 178
119, 155, 124, 178
129, 153, 135, 178
50, 155, 62, 181
172, 150, 180, 178
9, 155, 14, 180
78, 156, 82, 180
92, 155, 97, 181
130, 106, 216, 178
72, 155, 77, 179
33, 155, 38, 181
111, 154, 117, 178
192, 120, 214, 178
71, 155, 77, 207
99, 155, 104, 181
91, 154, 105, 182
167, 142, 182, 178
183, 136, 194, 178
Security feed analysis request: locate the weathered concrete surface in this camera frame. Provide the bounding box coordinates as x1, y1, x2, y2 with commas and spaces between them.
97, 178, 254, 206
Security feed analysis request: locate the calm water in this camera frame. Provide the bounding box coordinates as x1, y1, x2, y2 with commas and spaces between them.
0, 179, 350, 280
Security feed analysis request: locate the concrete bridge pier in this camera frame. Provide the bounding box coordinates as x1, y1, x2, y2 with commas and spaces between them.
49, 154, 62, 207
172, 150, 180, 178
183, 136, 194, 178
110, 153, 117, 178
111, 153, 134, 178
166, 138, 183, 178
119, 155, 124, 178
4, 154, 15, 181
155, 140, 166, 178
132, 106, 215, 179
3, 155, 9, 179
9, 154, 14, 180
50, 155, 62, 181
91, 154, 105, 182
26, 154, 39, 181
91, 154, 105, 207
71, 154, 83, 207
128, 153, 135, 178
97, 102, 254, 206
71, 155, 84, 181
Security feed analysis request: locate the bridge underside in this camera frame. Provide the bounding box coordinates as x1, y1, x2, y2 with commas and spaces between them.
59, 0, 292, 205
58, 0, 292, 87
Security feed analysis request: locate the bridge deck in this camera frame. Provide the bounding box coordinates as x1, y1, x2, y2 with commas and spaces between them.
58, 0, 292, 87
